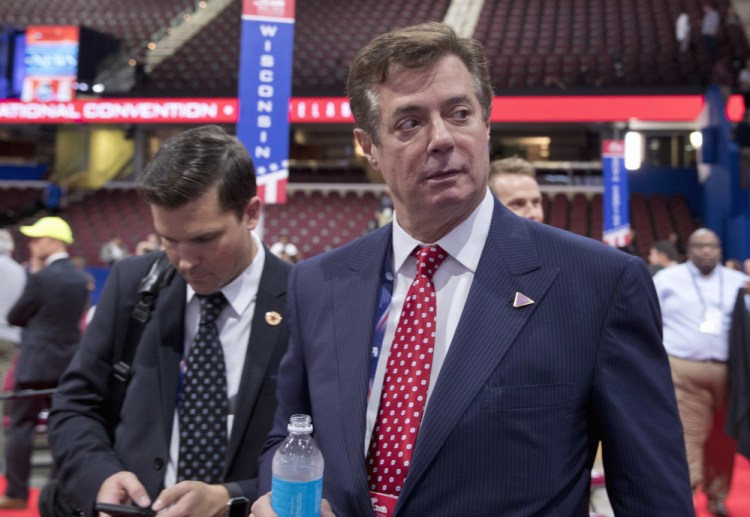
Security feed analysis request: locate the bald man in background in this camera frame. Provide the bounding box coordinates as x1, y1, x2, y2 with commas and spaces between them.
654, 228, 749, 516
488, 156, 544, 222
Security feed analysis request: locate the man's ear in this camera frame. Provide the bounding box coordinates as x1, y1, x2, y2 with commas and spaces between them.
354, 128, 379, 170
244, 196, 262, 230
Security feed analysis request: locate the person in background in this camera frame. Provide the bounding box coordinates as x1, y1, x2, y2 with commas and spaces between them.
736, 58, 750, 113
676, 11, 692, 53
99, 235, 130, 266
49, 125, 291, 517
0, 229, 26, 407
135, 232, 161, 255
270, 236, 299, 264
702, 2, 721, 60
0, 217, 88, 510
488, 156, 544, 222
251, 22, 692, 517
648, 239, 680, 276
725, 258, 742, 271
653, 228, 749, 516
70, 256, 96, 332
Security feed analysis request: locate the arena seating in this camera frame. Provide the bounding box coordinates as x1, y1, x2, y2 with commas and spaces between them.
146, 0, 451, 96
63, 188, 152, 265
0, 0, 196, 52
669, 193, 697, 248
1, 184, 697, 266
145, 0, 242, 94
2, 0, 746, 95
547, 192, 569, 230
474, 0, 744, 91
650, 193, 676, 241
568, 192, 589, 237
0, 185, 43, 225
630, 193, 656, 258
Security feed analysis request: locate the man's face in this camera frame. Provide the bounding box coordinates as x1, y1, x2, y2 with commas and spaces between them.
355, 54, 490, 238
648, 248, 663, 266
491, 174, 544, 222
151, 185, 260, 295
28, 236, 57, 261
687, 230, 721, 275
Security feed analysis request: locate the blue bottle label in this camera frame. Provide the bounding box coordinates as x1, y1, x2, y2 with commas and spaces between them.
271, 476, 323, 517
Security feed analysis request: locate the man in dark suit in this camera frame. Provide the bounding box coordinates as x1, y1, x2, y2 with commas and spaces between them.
0, 216, 88, 510
252, 23, 693, 517
49, 125, 290, 516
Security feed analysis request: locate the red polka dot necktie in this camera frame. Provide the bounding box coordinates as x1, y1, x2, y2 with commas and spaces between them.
177, 292, 228, 483
366, 245, 448, 496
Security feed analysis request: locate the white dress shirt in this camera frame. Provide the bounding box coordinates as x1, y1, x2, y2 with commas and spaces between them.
653, 261, 748, 361
364, 189, 495, 453
165, 233, 266, 486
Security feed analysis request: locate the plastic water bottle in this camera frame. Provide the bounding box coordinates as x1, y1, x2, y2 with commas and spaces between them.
271, 414, 324, 517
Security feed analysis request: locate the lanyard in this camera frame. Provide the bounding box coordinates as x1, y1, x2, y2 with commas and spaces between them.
368, 247, 394, 398
689, 266, 724, 315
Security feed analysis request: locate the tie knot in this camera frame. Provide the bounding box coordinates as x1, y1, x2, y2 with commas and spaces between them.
413, 245, 448, 279
197, 292, 227, 325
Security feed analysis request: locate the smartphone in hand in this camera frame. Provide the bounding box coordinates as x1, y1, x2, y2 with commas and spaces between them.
94, 502, 156, 516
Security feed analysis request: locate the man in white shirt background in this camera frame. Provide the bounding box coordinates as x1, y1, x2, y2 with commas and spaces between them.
653, 228, 749, 516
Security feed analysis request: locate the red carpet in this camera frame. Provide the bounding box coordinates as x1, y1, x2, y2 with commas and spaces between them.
0, 477, 39, 517
695, 454, 750, 517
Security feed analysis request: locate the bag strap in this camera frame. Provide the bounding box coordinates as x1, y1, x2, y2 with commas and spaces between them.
110, 252, 175, 421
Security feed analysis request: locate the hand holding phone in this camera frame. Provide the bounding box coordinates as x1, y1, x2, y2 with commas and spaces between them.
94, 502, 156, 516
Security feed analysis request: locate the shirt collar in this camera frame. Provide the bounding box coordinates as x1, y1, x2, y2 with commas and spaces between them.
186, 232, 266, 316
45, 251, 69, 266
391, 188, 494, 274
687, 260, 721, 280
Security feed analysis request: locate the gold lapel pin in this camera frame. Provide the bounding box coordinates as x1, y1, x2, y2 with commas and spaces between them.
513, 292, 535, 308
265, 311, 282, 326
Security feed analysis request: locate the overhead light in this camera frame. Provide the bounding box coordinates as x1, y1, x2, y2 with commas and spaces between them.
92, 84, 105, 93
690, 131, 703, 148
624, 131, 643, 171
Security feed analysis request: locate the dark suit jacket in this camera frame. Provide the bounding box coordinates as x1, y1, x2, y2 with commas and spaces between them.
726, 287, 750, 457
259, 200, 693, 516
8, 256, 88, 386
49, 249, 290, 515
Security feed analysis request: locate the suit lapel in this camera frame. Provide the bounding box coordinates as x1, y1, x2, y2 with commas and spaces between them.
155, 274, 186, 446
225, 251, 288, 467
333, 227, 392, 501
398, 203, 560, 506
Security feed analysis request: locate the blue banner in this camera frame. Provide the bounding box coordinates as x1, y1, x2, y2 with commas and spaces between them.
236, 0, 295, 204
602, 139, 631, 247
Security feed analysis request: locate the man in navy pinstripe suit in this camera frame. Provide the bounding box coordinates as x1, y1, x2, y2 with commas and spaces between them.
252, 23, 693, 517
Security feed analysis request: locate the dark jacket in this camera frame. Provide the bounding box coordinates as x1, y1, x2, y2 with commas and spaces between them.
726, 287, 750, 457
8, 257, 88, 385
49, 250, 290, 515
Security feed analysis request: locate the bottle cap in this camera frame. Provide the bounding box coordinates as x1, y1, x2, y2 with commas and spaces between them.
288, 413, 313, 433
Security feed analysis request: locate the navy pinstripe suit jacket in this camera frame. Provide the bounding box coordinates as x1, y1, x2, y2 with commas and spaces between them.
260, 198, 693, 516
